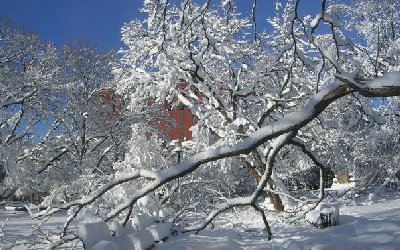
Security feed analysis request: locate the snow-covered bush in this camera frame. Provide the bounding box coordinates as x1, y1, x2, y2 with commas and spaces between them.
79, 221, 112, 249
146, 224, 171, 242
77, 219, 171, 249
89, 240, 119, 250
127, 230, 155, 250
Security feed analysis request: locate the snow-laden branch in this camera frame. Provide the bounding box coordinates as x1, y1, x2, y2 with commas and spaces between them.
110, 82, 351, 221
336, 72, 400, 97
182, 132, 294, 240
33, 170, 147, 219
0, 87, 38, 108
38, 72, 400, 229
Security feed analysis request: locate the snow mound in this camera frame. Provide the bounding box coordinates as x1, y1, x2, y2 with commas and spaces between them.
110, 221, 135, 236
146, 223, 171, 242
132, 214, 156, 230
79, 221, 111, 248
305, 210, 322, 224
113, 235, 135, 250
127, 229, 155, 250
89, 240, 118, 250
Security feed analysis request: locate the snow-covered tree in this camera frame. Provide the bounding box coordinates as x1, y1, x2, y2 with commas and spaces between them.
0, 21, 132, 203
21, 43, 133, 204
0, 18, 59, 199
30, 0, 400, 246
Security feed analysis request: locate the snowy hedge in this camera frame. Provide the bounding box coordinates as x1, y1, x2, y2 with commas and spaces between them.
78, 215, 171, 250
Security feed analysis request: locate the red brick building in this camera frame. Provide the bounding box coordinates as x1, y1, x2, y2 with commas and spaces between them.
96, 88, 122, 119
149, 82, 195, 141
98, 83, 195, 142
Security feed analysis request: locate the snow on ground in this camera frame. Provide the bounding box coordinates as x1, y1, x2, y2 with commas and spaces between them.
0, 210, 80, 249
0, 211, 60, 241
157, 191, 400, 250
1, 191, 399, 249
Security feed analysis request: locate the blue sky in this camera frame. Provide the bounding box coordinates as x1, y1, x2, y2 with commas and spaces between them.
0, 0, 281, 50
0, 0, 319, 50
0, 0, 145, 50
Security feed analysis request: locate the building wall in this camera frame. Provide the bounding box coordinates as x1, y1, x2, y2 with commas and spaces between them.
96, 88, 122, 120
149, 83, 196, 141
98, 85, 195, 142
167, 108, 193, 141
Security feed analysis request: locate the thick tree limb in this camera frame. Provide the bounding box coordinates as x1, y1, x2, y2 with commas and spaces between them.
38, 72, 400, 228
182, 132, 294, 240
336, 72, 400, 97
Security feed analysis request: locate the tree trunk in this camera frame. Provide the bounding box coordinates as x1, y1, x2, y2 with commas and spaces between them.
267, 179, 284, 212
241, 157, 285, 211
251, 151, 285, 212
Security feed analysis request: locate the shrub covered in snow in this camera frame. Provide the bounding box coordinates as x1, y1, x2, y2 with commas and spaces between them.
127, 230, 155, 250
89, 240, 119, 250
110, 221, 135, 236
132, 214, 156, 230
77, 218, 175, 249
146, 223, 171, 242
79, 221, 112, 248
113, 236, 135, 250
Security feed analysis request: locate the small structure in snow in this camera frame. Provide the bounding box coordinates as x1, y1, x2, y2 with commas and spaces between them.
306, 203, 339, 229
395, 170, 400, 180
334, 171, 350, 184
384, 177, 398, 188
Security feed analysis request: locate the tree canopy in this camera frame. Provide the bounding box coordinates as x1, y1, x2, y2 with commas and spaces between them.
1, 0, 400, 248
